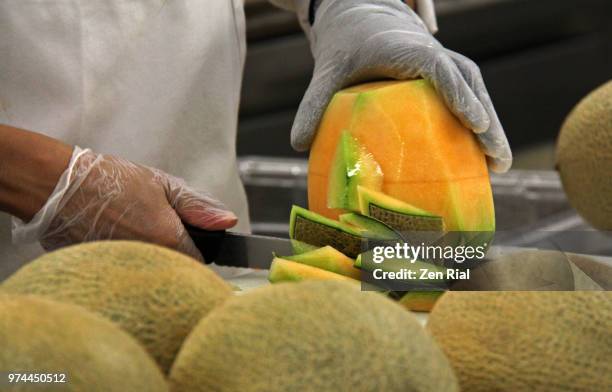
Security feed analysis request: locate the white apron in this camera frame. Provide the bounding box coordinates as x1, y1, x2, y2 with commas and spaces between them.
0, 0, 249, 278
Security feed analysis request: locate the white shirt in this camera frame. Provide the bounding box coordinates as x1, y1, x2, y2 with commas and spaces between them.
0, 0, 249, 275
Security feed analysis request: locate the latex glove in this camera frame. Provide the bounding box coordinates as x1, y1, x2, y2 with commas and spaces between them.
12, 147, 238, 261
278, 0, 512, 173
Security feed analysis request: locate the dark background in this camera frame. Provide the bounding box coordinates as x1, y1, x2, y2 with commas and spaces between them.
237, 0, 612, 165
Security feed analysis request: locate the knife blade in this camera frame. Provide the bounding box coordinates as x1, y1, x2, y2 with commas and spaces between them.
186, 225, 294, 269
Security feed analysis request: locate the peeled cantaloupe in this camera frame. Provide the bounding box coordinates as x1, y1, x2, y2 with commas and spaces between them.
309, 79, 495, 233
0, 241, 232, 374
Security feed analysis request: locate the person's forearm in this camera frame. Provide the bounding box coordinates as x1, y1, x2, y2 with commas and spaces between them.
0, 124, 73, 221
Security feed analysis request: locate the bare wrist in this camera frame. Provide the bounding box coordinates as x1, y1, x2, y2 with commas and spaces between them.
0, 125, 73, 221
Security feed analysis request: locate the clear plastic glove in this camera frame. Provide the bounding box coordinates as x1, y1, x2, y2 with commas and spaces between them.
285, 0, 512, 173
12, 147, 238, 261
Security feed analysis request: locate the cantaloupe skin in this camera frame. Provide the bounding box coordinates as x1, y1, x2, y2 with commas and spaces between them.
358, 186, 446, 233
290, 205, 364, 257
427, 291, 612, 392
169, 281, 459, 392
0, 294, 168, 392
309, 80, 495, 232
556, 80, 612, 230
339, 212, 401, 240
0, 241, 232, 374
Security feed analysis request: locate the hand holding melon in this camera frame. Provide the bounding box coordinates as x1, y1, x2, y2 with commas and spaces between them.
288, 0, 512, 172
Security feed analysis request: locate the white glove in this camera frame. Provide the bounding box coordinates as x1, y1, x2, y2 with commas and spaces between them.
271, 0, 512, 173
12, 147, 238, 261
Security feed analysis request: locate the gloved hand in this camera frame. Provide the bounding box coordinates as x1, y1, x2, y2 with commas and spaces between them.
12, 147, 238, 261
275, 0, 512, 173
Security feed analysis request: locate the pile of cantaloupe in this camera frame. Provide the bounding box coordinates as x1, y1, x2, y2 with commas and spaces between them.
1, 241, 610, 392
0, 241, 459, 392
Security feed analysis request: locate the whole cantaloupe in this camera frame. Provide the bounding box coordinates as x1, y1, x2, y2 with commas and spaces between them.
427, 291, 612, 391
1, 241, 232, 373
0, 294, 168, 392
169, 281, 458, 392
556, 80, 612, 229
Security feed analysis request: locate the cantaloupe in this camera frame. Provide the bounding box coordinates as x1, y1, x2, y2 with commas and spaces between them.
280, 245, 361, 279
169, 281, 459, 392
356, 250, 448, 289
427, 291, 612, 391
290, 205, 364, 257
556, 80, 612, 230
328, 130, 383, 210
309, 80, 495, 233
357, 186, 445, 233
339, 212, 401, 240
398, 291, 445, 312
268, 258, 359, 284
0, 241, 232, 373
0, 294, 168, 391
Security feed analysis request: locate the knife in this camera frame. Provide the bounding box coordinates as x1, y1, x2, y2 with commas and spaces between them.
186, 225, 294, 269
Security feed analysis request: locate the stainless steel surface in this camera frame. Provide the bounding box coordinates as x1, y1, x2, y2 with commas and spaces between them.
239, 157, 611, 255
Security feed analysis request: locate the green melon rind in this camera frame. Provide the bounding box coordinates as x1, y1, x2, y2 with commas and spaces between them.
355, 254, 363, 268
290, 240, 319, 255
327, 132, 351, 209
282, 246, 361, 279
357, 186, 445, 232
339, 213, 402, 240
328, 130, 383, 211
290, 205, 364, 258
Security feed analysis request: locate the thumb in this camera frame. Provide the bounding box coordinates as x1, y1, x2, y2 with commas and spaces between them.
291, 68, 343, 151
167, 181, 238, 231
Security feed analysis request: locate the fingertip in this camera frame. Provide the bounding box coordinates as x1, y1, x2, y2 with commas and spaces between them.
471, 113, 491, 134
290, 131, 312, 152
202, 214, 239, 231
290, 114, 317, 152
487, 155, 513, 173
461, 99, 490, 134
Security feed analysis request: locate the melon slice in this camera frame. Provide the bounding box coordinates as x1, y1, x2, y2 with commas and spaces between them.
328, 130, 383, 211
356, 251, 448, 287
268, 258, 359, 284
290, 240, 318, 255
281, 246, 361, 279
399, 291, 445, 312
289, 205, 364, 258
357, 186, 445, 233
339, 213, 401, 240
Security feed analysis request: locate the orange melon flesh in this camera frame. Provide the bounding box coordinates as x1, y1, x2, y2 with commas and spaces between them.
309, 80, 495, 232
